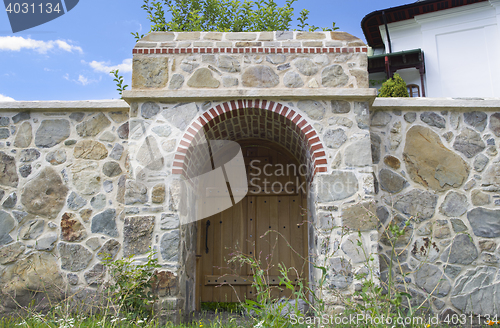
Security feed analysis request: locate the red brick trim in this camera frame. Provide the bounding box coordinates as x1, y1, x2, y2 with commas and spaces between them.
173, 99, 328, 177
133, 47, 367, 55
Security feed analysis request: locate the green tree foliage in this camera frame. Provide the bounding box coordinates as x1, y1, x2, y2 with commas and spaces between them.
377, 73, 409, 97
137, 0, 338, 36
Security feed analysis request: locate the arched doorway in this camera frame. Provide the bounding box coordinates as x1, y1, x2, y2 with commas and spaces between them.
195, 139, 308, 308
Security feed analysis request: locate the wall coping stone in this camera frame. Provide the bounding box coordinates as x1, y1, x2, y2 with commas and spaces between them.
372, 97, 500, 111
122, 89, 377, 103
0, 100, 129, 112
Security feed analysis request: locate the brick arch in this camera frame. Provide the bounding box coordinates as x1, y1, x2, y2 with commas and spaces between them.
172, 99, 327, 181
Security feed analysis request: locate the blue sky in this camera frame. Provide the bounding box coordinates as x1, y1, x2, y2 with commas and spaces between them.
0, 0, 409, 101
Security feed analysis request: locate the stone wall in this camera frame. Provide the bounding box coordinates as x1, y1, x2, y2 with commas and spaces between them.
1, 31, 500, 323
371, 98, 500, 318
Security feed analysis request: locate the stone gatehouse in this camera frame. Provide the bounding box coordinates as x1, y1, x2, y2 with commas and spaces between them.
1, 31, 500, 321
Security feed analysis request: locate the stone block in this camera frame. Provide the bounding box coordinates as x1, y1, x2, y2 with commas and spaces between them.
176, 32, 200, 40
225, 33, 257, 40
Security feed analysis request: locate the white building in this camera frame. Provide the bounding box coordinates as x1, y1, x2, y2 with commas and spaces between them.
362, 0, 500, 97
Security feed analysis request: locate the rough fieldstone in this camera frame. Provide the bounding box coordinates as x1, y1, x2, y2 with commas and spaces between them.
20, 149, 40, 162
341, 202, 377, 231
371, 133, 381, 164
467, 207, 500, 238
117, 122, 128, 139
0, 252, 64, 312
108, 111, 128, 124
18, 164, 31, 178
71, 162, 101, 195
383, 155, 400, 170
420, 112, 446, 128
161, 213, 179, 230
102, 162, 122, 178
283, 71, 303, 88
35, 120, 70, 148
483, 163, 500, 190
331, 100, 351, 113
19, 219, 44, 240
464, 111, 487, 131
85, 237, 101, 251
80, 209, 92, 222
151, 125, 172, 138
136, 136, 164, 170
354, 102, 370, 129
141, 102, 161, 119
90, 194, 106, 210
393, 189, 438, 221
450, 266, 500, 315
152, 184, 165, 204
489, 112, 500, 137
69, 112, 85, 122
84, 263, 106, 286
0, 152, 18, 187
162, 102, 198, 130
74, 141, 108, 160
160, 230, 180, 262
404, 125, 469, 191
350, 69, 368, 88
415, 263, 450, 297
103, 180, 113, 193
217, 55, 240, 72
21, 167, 68, 219
328, 117, 353, 128
341, 234, 368, 263
444, 265, 462, 279
293, 58, 319, 76
411, 237, 440, 262
58, 242, 93, 272
99, 131, 115, 142
67, 191, 87, 211
439, 191, 468, 217
60, 212, 86, 242
297, 100, 325, 120
380, 215, 413, 247
241, 66, 279, 88
14, 122, 32, 148
180, 59, 199, 73
441, 234, 478, 264
91, 209, 118, 237
316, 171, 358, 202
123, 216, 155, 257
404, 112, 416, 123
2, 192, 16, 208
109, 143, 124, 160
450, 219, 468, 233
12, 112, 30, 123
379, 168, 408, 193
321, 65, 348, 87
277, 63, 290, 71
132, 57, 169, 88
471, 189, 490, 206
221, 75, 238, 87
0, 241, 25, 264
168, 73, 184, 89
473, 154, 489, 172
486, 145, 498, 156
35, 232, 58, 251
187, 68, 220, 88
97, 239, 121, 260
344, 137, 372, 167
442, 131, 454, 142
371, 112, 391, 127
125, 181, 148, 205
479, 240, 496, 252
453, 128, 485, 158
46, 149, 66, 165
75, 113, 111, 138
266, 54, 286, 64
323, 128, 347, 149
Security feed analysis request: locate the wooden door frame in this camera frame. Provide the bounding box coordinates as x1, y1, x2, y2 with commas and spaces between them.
195, 138, 309, 310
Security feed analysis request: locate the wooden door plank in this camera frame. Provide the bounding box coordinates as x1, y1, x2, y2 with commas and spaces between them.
201, 216, 215, 302
247, 196, 256, 300
212, 212, 222, 302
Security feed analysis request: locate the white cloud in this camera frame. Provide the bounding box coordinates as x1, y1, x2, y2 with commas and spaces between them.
85, 58, 132, 74
64, 74, 100, 86
0, 94, 15, 102
0, 36, 83, 54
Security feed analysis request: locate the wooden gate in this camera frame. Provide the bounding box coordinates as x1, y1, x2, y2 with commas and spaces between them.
195, 141, 309, 308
